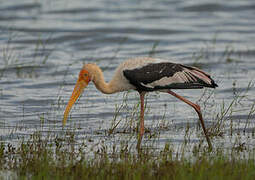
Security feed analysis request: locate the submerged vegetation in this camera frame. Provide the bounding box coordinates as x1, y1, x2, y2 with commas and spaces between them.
0, 31, 52, 79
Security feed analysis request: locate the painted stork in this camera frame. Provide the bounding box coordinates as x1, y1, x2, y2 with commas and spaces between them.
63, 57, 218, 149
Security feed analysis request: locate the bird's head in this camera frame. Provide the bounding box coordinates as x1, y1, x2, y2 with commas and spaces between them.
62, 67, 91, 125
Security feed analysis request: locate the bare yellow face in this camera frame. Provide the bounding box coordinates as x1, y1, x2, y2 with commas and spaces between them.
63, 69, 91, 125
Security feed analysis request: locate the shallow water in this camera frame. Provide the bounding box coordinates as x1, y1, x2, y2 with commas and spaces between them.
0, 0, 255, 150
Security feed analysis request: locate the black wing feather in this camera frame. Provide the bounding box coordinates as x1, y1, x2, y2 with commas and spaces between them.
123, 62, 217, 91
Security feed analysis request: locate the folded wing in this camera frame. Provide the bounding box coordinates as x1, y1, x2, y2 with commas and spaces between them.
123, 62, 218, 91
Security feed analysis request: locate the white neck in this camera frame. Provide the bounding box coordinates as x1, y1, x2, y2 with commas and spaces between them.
88, 64, 117, 94
94, 77, 115, 94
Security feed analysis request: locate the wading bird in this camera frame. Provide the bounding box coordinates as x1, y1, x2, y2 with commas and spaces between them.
63, 57, 218, 149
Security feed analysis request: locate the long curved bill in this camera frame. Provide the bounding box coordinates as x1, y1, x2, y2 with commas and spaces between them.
63, 79, 88, 126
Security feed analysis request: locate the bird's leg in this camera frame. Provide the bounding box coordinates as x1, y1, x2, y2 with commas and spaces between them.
167, 90, 212, 150
137, 91, 146, 150
139, 92, 145, 137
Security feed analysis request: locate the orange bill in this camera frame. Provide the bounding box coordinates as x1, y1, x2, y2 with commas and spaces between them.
63, 78, 89, 125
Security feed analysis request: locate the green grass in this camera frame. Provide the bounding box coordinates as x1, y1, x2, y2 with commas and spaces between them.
1, 131, 255, 179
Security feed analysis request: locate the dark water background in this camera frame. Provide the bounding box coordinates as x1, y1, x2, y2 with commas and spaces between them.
0, 0, 255, 149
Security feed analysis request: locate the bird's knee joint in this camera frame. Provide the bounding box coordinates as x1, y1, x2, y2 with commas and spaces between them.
194, 104, 201, 111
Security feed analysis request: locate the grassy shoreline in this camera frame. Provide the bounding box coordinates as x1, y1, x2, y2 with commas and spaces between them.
1, 131, 255, 179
